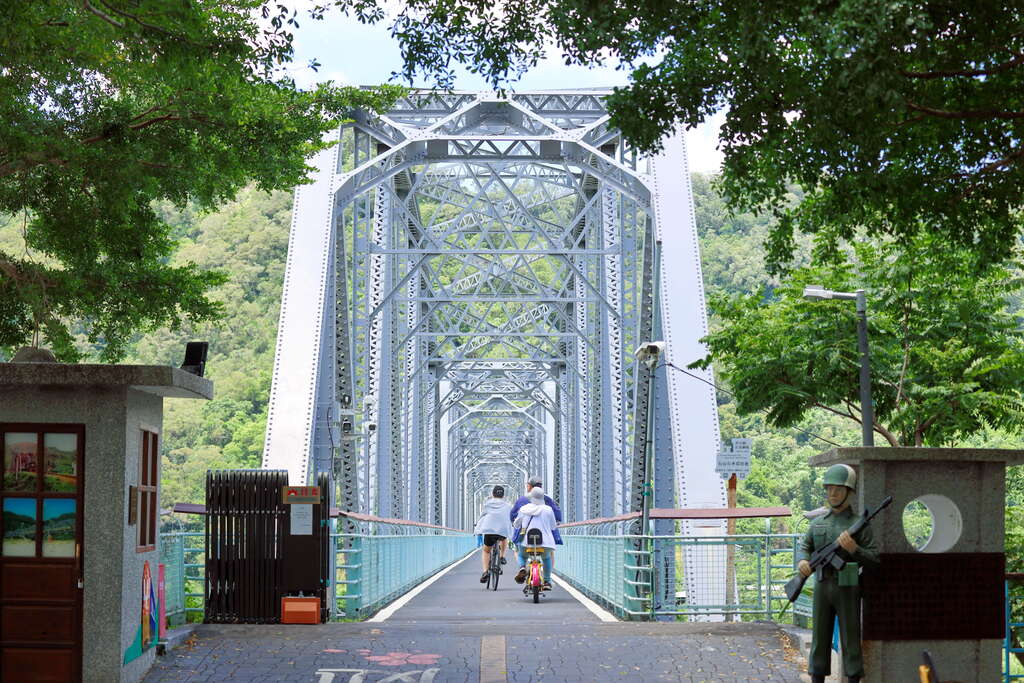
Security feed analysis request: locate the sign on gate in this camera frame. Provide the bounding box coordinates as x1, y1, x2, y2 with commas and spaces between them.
290, 504, 313, 535
715, 438, 752, 480
282, 486, 320, 504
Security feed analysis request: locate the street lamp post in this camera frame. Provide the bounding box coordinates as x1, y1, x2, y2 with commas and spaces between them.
803, 286, 875, 447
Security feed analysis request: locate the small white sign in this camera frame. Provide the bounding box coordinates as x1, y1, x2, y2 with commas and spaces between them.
731, 438, 752, 455
715, 438, 752, 479
290, 504, 313, 536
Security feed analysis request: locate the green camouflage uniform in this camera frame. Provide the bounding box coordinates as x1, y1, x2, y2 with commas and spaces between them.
796, 505, 880, 678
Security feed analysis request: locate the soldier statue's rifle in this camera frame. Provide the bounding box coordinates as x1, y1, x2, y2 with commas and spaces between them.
783, 495, 892, 604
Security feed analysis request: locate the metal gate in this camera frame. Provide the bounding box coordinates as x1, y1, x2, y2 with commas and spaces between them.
204, 470, 329, 623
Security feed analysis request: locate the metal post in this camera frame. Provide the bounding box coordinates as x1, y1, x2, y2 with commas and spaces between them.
725, 473, 737, 622
641, 366, 655, 536
855, 289, 875, 447
640, 239, 662, 536
349, 535, 362, 618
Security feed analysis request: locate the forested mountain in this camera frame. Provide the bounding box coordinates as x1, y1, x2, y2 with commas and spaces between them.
127, 188, 293, 508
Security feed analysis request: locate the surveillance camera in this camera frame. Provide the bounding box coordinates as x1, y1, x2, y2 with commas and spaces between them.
634, 341, 666, 368
366, 421, 377, 432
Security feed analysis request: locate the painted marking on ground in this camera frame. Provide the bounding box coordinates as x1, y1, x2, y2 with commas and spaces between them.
367, 550, 477, 622
479, 634, 506, 683
551, 573, 618, 622
315, 669, 440, 682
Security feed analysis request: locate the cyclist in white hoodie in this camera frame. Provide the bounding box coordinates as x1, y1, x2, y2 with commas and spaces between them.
512, 486, 558, 590
473, 485, 514, 583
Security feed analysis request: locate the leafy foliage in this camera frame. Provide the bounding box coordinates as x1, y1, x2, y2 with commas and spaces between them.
693, 233, 1024, 447
0, 1, 401, 360
326, 0, 1024, 271
128, 187, 294, 507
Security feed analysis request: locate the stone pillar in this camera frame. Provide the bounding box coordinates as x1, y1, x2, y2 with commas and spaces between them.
810, 447, 1024, 683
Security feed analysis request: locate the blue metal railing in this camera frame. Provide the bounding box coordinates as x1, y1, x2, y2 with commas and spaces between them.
1006, 576, 1024, 682
159, 531, 205, 625
332, 528, 476, 619
557, 521, 801, 621
160, 520, 474, 623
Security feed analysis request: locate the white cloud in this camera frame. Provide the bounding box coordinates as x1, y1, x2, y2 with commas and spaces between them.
289, 66, 352, 90
685, 111, 726, 175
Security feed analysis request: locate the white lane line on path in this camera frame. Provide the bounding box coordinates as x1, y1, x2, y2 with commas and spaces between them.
479, 635, 506, 683
552, 574, 618, 622
368, 549, 478, 622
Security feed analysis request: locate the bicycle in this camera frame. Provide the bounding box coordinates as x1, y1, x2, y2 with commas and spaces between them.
521, 528, 546, 603
485, 539, 503, 591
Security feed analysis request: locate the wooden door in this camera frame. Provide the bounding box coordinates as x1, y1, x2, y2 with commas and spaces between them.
1, 425, 84, 682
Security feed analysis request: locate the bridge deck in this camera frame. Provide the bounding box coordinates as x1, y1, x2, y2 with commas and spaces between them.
145, 550, 811, 682
380, 547, 600, 624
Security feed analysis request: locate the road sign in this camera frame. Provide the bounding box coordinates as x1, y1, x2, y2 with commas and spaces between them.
281, 486, 320, 504
715, 438, 752, 479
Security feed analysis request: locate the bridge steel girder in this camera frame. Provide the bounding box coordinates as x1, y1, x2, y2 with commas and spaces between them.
263, 92, 724, 607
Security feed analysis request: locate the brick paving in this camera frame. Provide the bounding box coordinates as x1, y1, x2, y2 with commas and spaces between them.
145, 551, 809, 683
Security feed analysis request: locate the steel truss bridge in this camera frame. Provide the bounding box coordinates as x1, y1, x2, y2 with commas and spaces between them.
263, 90, 727, 610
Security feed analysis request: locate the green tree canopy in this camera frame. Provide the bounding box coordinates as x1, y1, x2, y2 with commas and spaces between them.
692, 233, 1024, 447
328, 0, 1024, 271
1, 1, 401, 360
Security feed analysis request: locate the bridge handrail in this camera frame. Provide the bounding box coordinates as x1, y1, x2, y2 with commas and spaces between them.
330, 527, 475, 619
1005, 574, 1024, 682
330, 508, 466, 533
554, 525, 803, 621
559, 506, 792, 528
561, 505, 790, 536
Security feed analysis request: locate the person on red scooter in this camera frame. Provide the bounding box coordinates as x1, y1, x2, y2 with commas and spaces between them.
510, 475, 562, 579
511, 486, 558, 590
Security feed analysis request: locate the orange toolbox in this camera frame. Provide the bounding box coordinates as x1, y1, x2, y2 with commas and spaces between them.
281, 596, 321, 624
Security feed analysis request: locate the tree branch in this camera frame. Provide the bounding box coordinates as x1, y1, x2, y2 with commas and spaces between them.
974, 146, 1024, 175
81, 0, 124, 29
956, 146, 1024, 199
128, 114, 182, 131
1, 104, 193, 177
0, 255, 58, 290
0, 155, 66, 178
874, 420, 901, 447
842, 397, 901, 447
811, 399, 856, 421
127, 103, 169, 124
901, 52, 1024, 79
915, 411, 945, 447
895, 269, 912, 408
96, 0, 209, 48
905, 101, 1024, 120
138, 160, 180, 169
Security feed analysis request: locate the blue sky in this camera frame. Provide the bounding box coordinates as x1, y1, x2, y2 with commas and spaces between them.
285, 9, 725, 174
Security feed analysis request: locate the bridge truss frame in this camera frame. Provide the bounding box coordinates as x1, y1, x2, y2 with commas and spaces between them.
263, 90, 725, 609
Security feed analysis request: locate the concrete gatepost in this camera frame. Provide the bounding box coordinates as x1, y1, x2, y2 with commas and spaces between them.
810, 447, 1024, 683
0, 362, 211, 682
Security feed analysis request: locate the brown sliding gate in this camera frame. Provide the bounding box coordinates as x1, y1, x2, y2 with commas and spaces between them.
204, 470, 330, 623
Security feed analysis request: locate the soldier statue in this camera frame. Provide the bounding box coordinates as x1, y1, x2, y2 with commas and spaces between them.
797, 464, 880, 683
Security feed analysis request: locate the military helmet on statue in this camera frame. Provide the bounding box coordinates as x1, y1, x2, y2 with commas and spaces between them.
822, 463, 857, 490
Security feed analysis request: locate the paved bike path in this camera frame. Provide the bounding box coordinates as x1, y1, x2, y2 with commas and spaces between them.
381, 547, 600, 624
145, 550, 812, 682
